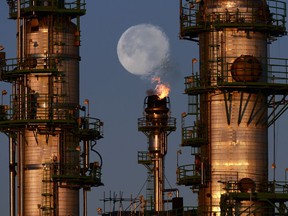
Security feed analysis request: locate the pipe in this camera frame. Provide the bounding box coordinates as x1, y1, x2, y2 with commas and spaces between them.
17, 0, 20, 62
83, 189, 87, 216
154, 153, 162, 212
9, 137, 15, 216
138, 95, 176, 212
17, 132, 23, 216
84, 140, 89, 170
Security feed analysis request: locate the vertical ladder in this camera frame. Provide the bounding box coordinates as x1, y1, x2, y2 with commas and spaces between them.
42, 162, 54, 215
188, 94, 199, 118
208, 29, 222, 84
146, 170, 154, 211
137, 152, 155, 211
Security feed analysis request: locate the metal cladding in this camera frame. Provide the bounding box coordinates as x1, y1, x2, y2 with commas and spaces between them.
199, 1, 269, 213
25, 17, 80, 105
18, 14, 81, 215
138, 95, 176, 212
0, 1, 103, 216
207, 93, 268, 214
180, 0, 288, 215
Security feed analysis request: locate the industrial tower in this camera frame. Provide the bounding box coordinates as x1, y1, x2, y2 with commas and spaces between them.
177, 0, 288, 215
138, 95, 176, 213
0, 1, 103, 215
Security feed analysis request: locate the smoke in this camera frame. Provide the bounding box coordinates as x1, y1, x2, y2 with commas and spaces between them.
151, 57, 182, 84
146, 89, 155, 96
117, 23, 180, 96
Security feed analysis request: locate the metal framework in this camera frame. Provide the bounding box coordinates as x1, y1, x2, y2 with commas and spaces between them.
138, 95, 176, 213
0, 1, 103, 215
177, 0, 288, 215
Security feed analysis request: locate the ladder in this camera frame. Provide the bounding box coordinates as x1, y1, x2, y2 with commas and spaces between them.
42, 162, 54, 215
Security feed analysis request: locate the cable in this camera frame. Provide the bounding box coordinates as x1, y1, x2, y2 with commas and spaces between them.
124, 176, 149, 211
91, 141, 103, 168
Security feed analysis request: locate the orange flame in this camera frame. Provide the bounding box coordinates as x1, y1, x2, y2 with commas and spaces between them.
151, 77, 170, 99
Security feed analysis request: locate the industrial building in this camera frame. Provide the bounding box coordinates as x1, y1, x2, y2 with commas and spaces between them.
0, 1, 103, 215
0, 0, 288, 216
178, 0, 288, 215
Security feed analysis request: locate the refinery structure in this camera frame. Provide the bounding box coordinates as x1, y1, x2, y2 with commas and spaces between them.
1, 0, 288, 216
0, 1, 103, 215
178, 0, 288, 215
138, 94, 177, 212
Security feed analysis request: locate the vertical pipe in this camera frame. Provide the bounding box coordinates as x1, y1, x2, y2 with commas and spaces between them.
9, 137, 15, 216
154, 154, 160, 212
83, 189, 87, 216
138, 96, 175, 213
151, 133, 164, 212
17, 0, 20, 62
17, 132, 23, 216
84, 140, 89, 170
159, 154, 164, 211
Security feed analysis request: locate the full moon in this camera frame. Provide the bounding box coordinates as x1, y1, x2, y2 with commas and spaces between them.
117, 24, 170, 76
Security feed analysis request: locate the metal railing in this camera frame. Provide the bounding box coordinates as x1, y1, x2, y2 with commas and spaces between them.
1, 57, 61, 75
184, 57, 288, 90
138, 116, 176, 129
182, 124, 208, 146
0, 93, 77, 122
177, 164, 201, 185
138, 151, 152, 163
80, 116, 103, 133
7, 0, 86, 14
180, 0, 286, 38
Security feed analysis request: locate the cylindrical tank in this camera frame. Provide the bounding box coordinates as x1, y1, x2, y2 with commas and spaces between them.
24, 16, 79, 119
23, 132, 59, 215
17, 15, 81, 215
197, 0, 269, 214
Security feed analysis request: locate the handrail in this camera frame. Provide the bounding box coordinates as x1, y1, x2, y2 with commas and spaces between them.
138, 151, 152, 162
79, 116, 103, 137
0, 93, 76, 122
177, 164, 200, 181
7, 0, 86, 16
138, 116, 176, 129
180, 0, 286, 38
2, 57, 59, 75
184, 57, 288, 90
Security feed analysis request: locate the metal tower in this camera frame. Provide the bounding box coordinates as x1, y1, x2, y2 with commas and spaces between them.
0, 1, 103, 215
138, 95, 176, 212
177, 0, 288, 215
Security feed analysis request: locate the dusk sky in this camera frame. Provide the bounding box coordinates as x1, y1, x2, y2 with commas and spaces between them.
0, 1, 288, 215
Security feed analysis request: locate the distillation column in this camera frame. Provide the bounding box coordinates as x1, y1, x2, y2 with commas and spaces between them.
179, 0, 287, 215
138, 95, 176, 212
0, 1, 103, 216
200, 1, 268, 214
